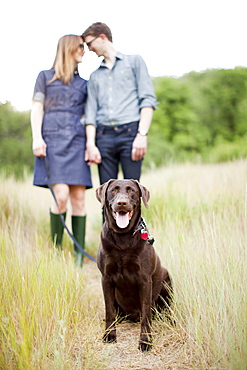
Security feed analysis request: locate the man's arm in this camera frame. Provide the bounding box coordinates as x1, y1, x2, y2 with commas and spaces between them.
132, 54, 157, 111
85, 124, 101, 164
131, 107, 153, 161
130, 55, 156, 161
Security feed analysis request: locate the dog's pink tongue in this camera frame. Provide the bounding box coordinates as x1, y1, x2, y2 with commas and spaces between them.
116, 212, 129, 228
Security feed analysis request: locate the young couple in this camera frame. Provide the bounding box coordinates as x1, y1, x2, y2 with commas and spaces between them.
31, 22, 157, 267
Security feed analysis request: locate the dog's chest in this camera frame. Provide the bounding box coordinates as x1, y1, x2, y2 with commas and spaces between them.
105, 253, 141, 285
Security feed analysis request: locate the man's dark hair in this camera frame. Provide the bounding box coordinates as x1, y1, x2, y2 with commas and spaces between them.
82, 22, 113, 42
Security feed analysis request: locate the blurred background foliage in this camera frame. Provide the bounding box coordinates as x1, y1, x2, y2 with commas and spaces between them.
0, 67, 247, 178
0, 102, 32, 178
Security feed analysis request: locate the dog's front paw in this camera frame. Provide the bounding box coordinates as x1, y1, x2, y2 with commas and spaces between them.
139, 334, 152, 352
103, 330, 117, 343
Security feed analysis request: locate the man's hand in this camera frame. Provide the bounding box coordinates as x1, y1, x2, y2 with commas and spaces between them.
85, 144, 102, 165
131, 134, 147, 161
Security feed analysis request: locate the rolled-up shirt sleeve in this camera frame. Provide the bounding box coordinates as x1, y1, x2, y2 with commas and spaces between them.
132, 54, 157, 111
32, 71, 46, 104
85, 77, 98, 126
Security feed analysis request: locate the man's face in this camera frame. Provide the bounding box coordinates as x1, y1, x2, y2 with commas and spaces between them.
84, 35, 103, 56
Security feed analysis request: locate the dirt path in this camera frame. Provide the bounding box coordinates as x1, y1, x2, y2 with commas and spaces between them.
82, 262, 193, 370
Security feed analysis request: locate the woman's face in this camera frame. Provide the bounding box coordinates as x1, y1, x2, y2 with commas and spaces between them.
73, 38, 85, 64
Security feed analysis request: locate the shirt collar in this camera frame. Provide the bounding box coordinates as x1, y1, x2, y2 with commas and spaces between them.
100, 51, 123, 68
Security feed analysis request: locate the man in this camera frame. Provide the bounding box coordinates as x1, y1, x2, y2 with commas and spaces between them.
82, 22, 157, 184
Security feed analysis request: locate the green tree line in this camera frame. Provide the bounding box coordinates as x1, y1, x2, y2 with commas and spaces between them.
0, 102, 32, 177
0, 67, 247, 177
147, 67, 247, 167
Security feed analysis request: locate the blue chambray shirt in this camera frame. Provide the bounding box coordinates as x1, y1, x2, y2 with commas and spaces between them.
85, 52, 157, 126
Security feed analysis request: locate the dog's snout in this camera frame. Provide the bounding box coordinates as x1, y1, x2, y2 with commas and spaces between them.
115, 193, 128, 207
117, 200, 127, 206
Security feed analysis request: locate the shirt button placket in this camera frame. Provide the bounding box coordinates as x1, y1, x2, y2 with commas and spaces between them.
108, 74, 114, 125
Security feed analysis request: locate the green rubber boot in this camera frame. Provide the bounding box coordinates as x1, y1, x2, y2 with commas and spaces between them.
72, 215, 86, 267
50, 211, 67, 249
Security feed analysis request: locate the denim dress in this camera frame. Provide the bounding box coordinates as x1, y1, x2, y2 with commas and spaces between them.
32, 69, 92, 189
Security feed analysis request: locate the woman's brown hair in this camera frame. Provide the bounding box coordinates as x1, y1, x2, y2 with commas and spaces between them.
50, 34, 83, 84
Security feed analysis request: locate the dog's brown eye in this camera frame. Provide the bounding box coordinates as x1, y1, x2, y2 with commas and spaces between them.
127, 189, 134, 193
112, 189, 117, 193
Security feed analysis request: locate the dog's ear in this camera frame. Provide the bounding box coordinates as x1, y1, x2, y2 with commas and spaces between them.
133, 180, 150, 208
96, 179, 115, 207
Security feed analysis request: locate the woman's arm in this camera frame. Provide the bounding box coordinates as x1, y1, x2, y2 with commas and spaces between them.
30, 101, 47, 157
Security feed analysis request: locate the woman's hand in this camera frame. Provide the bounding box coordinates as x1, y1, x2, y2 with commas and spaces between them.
32, 138, 47, 157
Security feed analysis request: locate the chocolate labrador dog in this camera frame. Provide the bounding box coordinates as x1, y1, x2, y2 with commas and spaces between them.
96, 179, 172, 351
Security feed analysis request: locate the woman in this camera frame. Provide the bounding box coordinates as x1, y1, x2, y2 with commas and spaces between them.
31, 34, 92, 267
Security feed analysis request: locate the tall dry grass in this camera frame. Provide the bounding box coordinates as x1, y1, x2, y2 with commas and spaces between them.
141, 160, 247, 369
0, 160, 247, 369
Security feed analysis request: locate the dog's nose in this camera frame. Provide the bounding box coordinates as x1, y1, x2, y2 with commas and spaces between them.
116, 195, 128, 206
117, 200, 127, 206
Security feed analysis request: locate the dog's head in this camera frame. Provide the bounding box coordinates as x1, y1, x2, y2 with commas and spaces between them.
96, 179, 150, 231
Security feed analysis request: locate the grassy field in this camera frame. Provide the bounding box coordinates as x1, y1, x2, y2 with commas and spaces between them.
0, 160, 247, 369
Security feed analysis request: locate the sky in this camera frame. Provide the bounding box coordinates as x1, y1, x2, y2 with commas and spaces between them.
0, 0, 246, 111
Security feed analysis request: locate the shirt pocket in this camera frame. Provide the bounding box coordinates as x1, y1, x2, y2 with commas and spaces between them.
42, 112, 71, 143
117, 66, 136, 91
